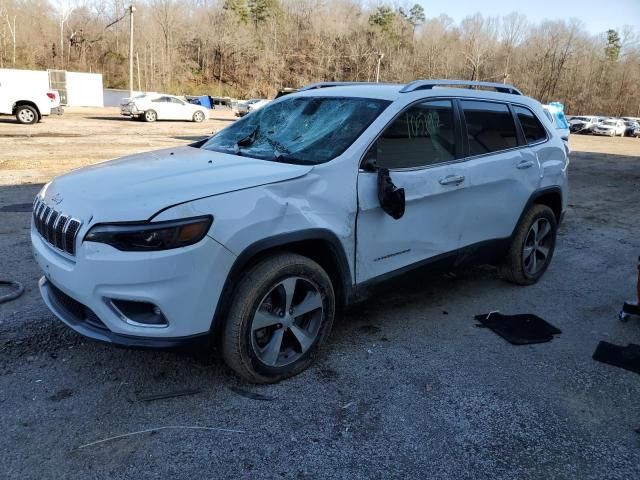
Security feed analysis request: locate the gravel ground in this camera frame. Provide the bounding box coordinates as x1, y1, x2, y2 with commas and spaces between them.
1, 112, 640, 479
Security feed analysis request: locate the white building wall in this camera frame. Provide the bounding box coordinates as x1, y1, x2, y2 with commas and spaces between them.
103, 89, 146, 107
65, 72, 104, 107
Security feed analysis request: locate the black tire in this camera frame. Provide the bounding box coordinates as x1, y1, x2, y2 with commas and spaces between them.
221, 253, 335, 383
143, 110, 157, 122
499, 204, 557, 285
15, 105, 39, 125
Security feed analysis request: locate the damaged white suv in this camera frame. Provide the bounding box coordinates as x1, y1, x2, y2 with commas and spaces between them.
32, 80, 568, 382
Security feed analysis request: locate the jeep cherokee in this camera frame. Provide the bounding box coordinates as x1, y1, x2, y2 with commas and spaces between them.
31, 80, 568, 382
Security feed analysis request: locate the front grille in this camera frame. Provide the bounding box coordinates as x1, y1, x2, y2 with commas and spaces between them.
33, 198, 81, 256
48, 282, 108, 331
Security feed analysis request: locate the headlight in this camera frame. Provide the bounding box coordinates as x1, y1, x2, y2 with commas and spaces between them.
84, 216, 212, 251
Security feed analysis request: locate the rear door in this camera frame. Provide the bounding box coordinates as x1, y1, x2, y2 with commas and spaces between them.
356, 99, 470, 282
454, 99, 541, 246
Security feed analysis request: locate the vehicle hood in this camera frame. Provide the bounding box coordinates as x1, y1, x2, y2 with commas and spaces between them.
39, 146, 313, 223
595, 124, 613, 130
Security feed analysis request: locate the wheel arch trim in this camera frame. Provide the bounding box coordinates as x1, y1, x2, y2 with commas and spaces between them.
511, 186, 563, 239
210, 228, 353, 334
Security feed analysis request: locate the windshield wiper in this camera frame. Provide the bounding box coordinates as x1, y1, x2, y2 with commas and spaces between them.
271, 152, 316, 165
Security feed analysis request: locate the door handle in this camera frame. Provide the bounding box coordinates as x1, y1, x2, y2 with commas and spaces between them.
516, 160, 535, 169
439, 174, 465, 186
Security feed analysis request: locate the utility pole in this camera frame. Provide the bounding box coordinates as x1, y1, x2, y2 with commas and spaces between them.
375, 53, 384, 83
128, 4, 136, 99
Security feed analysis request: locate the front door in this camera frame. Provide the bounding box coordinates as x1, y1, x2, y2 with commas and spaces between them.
356, 99, 469, 283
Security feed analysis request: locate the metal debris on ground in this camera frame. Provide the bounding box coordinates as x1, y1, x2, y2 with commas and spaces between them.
228, 386, 274, 401
138, 388, 202, 402
77, 425, 245, 449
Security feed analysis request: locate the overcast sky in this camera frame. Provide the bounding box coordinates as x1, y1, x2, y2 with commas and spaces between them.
412, 0, 640, 35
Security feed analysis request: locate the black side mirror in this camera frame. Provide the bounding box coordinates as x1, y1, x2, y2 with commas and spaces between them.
377, 168, 405, 220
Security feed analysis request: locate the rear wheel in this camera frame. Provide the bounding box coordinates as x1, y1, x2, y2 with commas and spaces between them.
500, 205, 557, 285
143, 110, 157, 122
221, 253, 335, 383
16, 105, 38, 125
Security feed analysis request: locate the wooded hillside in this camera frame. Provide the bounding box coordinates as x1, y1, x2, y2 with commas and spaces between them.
1, 0, 638, 115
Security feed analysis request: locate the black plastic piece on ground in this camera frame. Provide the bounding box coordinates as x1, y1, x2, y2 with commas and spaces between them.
474, 312, 562, 345
622, 301, 640, 316
593, 342, 640, 375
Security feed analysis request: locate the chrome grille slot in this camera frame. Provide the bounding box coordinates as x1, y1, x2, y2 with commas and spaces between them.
46, 210, 59, 243
32, 199, 81, 257
54, 215, 68, 250
65, 220, 81, 255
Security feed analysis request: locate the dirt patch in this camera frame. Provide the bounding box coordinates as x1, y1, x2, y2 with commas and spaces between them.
0, 107, 235, 185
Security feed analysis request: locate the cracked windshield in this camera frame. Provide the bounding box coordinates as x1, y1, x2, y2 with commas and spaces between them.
202, 96, 390, 164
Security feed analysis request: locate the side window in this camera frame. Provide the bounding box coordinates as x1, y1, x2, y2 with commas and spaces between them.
375, 100, 456, 169
152, 96, 169, 103
170, 97, 184, 105
514, 105, 547, 144
461, 100, 517, 156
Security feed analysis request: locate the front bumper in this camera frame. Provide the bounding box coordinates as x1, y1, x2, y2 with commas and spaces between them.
39, 277, 210, 350
32, 224, 236, 347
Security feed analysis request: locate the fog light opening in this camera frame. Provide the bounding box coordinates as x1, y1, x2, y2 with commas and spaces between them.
107, 299, 169, 327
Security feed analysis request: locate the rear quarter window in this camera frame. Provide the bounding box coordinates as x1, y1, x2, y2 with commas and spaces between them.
514, 106, 548, 144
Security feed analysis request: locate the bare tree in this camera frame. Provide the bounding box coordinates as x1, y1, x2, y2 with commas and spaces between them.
0, 0, 638, 115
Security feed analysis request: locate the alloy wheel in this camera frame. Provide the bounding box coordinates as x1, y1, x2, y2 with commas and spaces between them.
250, 277, 323, 367
522, 218, 553, 276
18, 109, 35, 123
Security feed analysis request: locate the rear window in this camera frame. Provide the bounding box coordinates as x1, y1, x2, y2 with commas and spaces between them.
513, 106, 547, 144
461, 100, 517, 156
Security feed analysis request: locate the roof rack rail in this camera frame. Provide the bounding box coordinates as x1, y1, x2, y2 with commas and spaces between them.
400, 79, 522, 95
298, 81, 389, 91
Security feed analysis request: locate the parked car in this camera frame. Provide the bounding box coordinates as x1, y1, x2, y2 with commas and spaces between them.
623, 120, 640, 137
121, 93, 209, 122
32, 79, 568, 383
0, 68, 63, 124
236, 98, 270, 117
569, 115, 602, 134
592, 118, 626, 136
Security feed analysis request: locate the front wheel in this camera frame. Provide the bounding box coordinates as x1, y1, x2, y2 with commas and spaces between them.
500, 205, 557, 285
221, 253, 335, 383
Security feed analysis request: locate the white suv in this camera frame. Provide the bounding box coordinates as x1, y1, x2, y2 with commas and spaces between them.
31, 80, 568, 382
